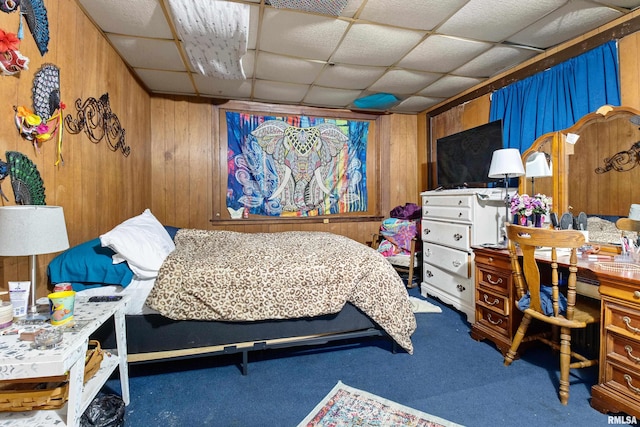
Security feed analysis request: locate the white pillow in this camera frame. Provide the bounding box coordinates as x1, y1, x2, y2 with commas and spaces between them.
100, 209, 175, 279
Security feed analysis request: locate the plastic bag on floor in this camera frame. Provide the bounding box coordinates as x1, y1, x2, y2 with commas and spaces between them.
80, 394, 125, 427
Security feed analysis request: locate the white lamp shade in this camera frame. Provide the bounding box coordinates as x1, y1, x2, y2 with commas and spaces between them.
525, 152, 552, 178
488, 148, 525, 178
0, 206, 69, 256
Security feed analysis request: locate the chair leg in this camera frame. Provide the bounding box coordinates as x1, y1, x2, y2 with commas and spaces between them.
504, 314, 532, 366
558, 328, 571, 405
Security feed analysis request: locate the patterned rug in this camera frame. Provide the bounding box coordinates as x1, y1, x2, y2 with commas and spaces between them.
297, 381, 464, 427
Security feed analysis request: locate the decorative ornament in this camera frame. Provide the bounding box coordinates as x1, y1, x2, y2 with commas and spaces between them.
0, 0, 19, 13
5, 150, 45, 205
0, 28, 28, 76
64, 93, 130, 157
0, 158, 8, 201
19, 0, 49, 56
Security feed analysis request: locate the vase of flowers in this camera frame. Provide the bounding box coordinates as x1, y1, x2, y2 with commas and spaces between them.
510, 193, 551, 227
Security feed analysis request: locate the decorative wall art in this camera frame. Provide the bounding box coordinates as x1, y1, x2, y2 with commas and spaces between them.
226, 111, 369, 217
18, 0, 49, 56
63, 93, 130, 157
13, 64, 64, 164
0, 28, 28, 75
0, 151, 46, 205
595, 141, 640, 174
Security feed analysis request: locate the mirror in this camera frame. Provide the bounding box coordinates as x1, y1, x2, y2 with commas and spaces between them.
522, 105, 640, 246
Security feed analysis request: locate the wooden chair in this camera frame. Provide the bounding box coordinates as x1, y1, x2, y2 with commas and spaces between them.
503, 224, 600, 405
371, 234, 419, 288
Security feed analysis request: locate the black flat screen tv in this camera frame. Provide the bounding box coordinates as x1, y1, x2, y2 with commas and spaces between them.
436, 120, 504, 189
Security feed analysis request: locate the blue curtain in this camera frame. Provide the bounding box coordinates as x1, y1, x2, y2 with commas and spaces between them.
490, 40, 620, 152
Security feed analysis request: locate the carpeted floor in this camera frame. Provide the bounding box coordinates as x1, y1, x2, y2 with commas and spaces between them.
102, 287, 612, 426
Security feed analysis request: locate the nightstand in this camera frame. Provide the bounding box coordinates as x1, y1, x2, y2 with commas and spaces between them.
0, 295, 129, 426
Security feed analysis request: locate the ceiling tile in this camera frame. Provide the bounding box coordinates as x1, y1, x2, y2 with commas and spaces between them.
358, 0, 468, 31
368, 69, 441, 94
507, 1, 624, 49
259, 9, 350, 60
314, 64, 386, 90
253, 81, 310, 103
193, 75, 253, 98
108, 35, 185, 71
437, 0, 567, 43
304, 86, 363, 107
391, 96, 443, 113
453, 45, 540, 78
135, 69, 195, 93
78, 0, 172, 38
255, 52, 325, 85
419, 76, 484, 98
398, 35, 492, 73
331, 23, 425, 66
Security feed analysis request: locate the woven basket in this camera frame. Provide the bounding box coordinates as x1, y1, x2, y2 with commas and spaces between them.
0, 339, 105, 412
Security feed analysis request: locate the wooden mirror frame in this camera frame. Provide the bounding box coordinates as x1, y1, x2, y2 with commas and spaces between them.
520, 105, 640, 248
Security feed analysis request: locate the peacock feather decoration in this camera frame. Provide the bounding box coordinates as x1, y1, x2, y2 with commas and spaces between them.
19, 0, 49, 56
5, 151, 45, 205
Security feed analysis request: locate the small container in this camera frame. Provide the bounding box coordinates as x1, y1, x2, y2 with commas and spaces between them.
0, 302, 13, 330
53, 283, 73, 293
33, 327, 63, 349
48, 291, 76, 326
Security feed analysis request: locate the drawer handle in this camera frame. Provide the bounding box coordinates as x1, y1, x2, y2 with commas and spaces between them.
457, 200, 462, 205
424, 248, 431, 258
625, 345, 640, 363
453, 233, 463, 241
425, 270, 433, 278
486, 274, 503, 286
624, 374, 640, 395
456, 284, 466, 293
457, 212, 463, 218
483, 294, 499, 306
487, 313, 503, 325
424, 228, 431, 235
635, 291, 640, 299
452, 260, 461, 268
488, 257, 494, 263
623, 316, 640, 334
424, 210, 429, 216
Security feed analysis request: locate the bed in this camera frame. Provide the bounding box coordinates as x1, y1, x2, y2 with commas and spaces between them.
47, 210, 417, 374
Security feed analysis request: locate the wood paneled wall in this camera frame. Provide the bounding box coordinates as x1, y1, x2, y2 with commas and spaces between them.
149, 97, 420, 244
0, 0, 152, 298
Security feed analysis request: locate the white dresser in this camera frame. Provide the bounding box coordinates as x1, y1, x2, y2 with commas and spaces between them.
420, 188, 505, 322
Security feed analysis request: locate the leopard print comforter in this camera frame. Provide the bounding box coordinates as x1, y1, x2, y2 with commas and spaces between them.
145, 229, 416, 353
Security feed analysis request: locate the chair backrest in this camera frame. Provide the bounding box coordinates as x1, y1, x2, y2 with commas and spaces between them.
616, 217, 640, 232
506, 224, 585, 320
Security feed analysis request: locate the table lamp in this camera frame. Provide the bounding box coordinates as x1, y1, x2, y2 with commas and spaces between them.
488, 148, 525, 244
0, 206, 69, 320
525, 151, 552, 194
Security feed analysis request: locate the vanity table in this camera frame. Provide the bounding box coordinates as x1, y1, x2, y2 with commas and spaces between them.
471, 246, 640, 417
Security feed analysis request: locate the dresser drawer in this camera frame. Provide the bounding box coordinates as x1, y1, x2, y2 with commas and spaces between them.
421, 219, 470, 251
605, 301, 640, 339
608, 332, 640, 370
422, 205, 472, 223
601, 361, 640, 406
474, 250, 511, 271
475, 305, 510, 337
423, 263, 474, 306
423, 242, 470, 277
422, 194, 473, 209
476, 266, 511, 294
476, 286, 509, 315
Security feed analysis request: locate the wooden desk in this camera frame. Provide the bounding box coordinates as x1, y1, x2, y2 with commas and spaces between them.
471, 246, 640, 417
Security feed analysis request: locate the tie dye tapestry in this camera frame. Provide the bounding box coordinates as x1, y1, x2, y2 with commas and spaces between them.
226, 111, 369, 217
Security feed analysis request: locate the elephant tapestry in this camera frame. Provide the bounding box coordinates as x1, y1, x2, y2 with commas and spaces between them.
226, 111, 369, 216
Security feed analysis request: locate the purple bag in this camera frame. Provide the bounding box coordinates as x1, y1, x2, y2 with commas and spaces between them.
390, 203, 421, 220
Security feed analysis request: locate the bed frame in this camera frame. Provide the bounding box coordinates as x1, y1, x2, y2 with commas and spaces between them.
91, 303, 393, 375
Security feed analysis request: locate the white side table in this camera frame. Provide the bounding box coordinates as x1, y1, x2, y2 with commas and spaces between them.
0, 295, 129, 427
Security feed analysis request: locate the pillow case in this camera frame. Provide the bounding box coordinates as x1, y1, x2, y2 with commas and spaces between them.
47, 238, 134, 291
100, 209, 175, 279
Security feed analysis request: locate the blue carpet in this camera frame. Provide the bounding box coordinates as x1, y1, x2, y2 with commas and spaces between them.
104, 288, 611, 426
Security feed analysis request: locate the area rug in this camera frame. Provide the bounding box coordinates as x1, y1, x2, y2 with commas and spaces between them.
408, 296, 442, 313
297, 381, 464, 426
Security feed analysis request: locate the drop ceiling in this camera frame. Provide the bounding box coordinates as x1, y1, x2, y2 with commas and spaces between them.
77, 0, 640, 114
